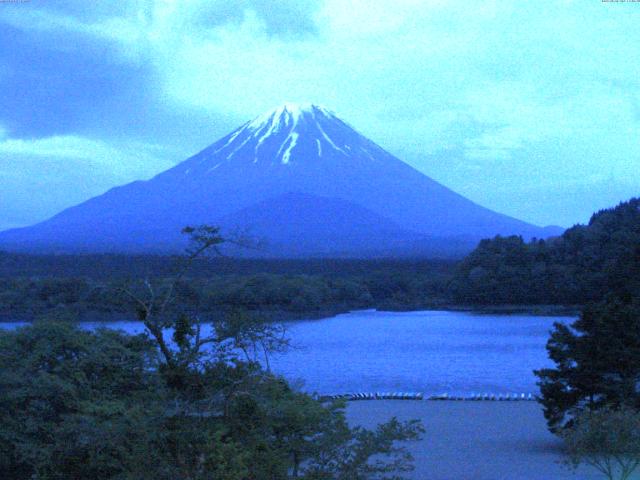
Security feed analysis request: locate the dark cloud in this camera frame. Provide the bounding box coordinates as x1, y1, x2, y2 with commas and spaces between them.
0, 0, 319, 143
0, 22, 153, 139
21, 1, 150, 23
0, 20, 240, 152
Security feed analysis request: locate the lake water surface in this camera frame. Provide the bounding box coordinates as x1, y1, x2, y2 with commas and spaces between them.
1, 310, 573, 396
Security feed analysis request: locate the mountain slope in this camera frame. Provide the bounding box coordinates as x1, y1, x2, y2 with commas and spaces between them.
216, 192, 421, 257
0, 103, 562, 255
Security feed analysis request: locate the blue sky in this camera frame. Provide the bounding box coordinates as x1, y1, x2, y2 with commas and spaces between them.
1, 0, 639, 230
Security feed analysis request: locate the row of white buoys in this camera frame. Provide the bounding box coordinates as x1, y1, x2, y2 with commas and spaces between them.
429, 393, 537, 401
376, 392, 424, 400
322, 392, 425, 401
317, 392, 537, 402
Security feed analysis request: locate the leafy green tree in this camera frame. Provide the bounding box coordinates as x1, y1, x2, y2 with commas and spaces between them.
140, 226, 424, 479
562, 406, 640, 480
0, 320, 423, 479
0, 321, 165, 479
302, 411, 423, 480
535, 297, 640, 432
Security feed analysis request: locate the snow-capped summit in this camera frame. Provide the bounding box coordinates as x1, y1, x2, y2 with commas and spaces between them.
246, 103, 335, 131
0, 103, 563, 255
171, 102, 376, 171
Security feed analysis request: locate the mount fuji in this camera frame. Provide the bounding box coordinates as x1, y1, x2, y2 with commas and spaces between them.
0, 103, 562, 256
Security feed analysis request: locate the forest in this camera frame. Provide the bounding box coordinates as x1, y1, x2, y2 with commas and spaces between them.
449, 198, 640, 306
0, 255, 455, 321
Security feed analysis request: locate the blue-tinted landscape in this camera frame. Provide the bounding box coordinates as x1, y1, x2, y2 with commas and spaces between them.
1, 1, 639, 479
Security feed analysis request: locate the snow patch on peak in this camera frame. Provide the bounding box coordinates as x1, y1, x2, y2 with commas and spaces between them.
281, 132, 299, 164
281, 102, 312, 117
240, 103, 339, 164
247, 102, 336, 132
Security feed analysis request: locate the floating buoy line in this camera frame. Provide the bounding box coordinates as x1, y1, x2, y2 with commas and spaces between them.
316, 392, 538, 402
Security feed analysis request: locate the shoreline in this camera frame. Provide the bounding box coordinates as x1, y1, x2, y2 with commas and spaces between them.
439, 303, 581, 316
0, 304, 580, 323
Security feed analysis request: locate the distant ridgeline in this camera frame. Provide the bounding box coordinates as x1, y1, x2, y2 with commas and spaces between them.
450, 198, 640, 305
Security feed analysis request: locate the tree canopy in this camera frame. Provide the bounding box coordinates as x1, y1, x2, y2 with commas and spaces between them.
535, 297, 640, 432
450, 198, 640, 305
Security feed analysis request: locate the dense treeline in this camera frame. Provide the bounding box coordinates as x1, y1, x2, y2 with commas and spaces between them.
0, 253, 455, 279
450, 198, 640, 305
0, 263, 454, 321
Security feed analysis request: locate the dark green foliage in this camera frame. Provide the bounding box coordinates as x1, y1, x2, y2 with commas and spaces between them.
0, 320, 423, 479
0, 254, 456, 279
535, 297, 640, 432
0, 264, 454, 321
0, 322, 164, 479
173, 314, 196, 351
0, 224, 423, 479
451, 198, 640, 305
302, 414, 423, 480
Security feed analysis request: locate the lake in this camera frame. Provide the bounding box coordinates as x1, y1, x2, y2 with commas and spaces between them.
0, 310, 573, 396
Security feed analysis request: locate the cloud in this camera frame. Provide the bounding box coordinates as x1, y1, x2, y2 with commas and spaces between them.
0, 134, 172, 178
0, 132, 175, 230
0, 0, 638, 228
0, 11, 153, 138
194, 0, 322, 38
